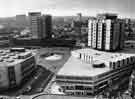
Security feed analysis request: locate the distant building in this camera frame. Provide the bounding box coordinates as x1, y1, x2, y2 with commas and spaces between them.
125, 18, 135, 40
29, 12, 52, 39
71, 20, 88, 35
124, 40, 135, 48
28, 12, 41, 39
16, 14, 27, 28
71, 13, 88, 36
0, 32, 11, 46
71, 21, 82, 28
40, 15, 52, 39
118, 19, 125, 49
81, 26, 88, 35
127, 33, 135, 40
71, 21, 82, 35
88, 13, 125, 51
97, 13, 117, 20
76, 13, 82, 21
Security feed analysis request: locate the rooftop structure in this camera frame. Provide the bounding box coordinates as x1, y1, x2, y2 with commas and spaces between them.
97, 13, 118, 19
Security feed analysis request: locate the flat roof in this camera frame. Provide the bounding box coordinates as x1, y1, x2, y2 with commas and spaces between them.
57, 48, 135, 77
57, 56, 110, 77
0, 49, 34, 67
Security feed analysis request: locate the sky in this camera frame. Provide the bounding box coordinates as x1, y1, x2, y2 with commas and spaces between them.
0, 0, 135, 18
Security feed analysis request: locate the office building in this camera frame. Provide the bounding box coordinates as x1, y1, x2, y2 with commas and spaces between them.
40, 15, 52, 39
97, 20, 105, 49
118, 19, 125, 49
0, 32, 12, 46
88, 13, 125, 51
92, 20, 97, 48
29, 12, 52, 39
88, 20, 98, 49
28, 12, 41, 39
0, 48, 36, 89
16, 14, 27, 27
54, 48, 135, 97
104, 19, 120, 51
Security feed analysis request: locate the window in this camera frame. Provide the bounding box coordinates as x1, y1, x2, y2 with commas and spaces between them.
75, 86, 84, 90
84, 86, 92, 90
76, 92, 81, 96
86, 92, 92, 96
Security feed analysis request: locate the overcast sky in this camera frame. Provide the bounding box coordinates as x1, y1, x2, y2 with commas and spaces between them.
0, 0, 135, 18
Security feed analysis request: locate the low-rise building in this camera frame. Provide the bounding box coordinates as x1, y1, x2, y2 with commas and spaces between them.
53, 48, 135, 97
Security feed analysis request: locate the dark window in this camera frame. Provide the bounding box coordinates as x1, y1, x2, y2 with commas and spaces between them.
86, 92, 92, 96
75, 86, 84, 90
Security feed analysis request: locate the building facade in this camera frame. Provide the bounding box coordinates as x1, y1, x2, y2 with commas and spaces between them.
39, 15, 52, 39
43, 15, 52, 39
88, 13, 125, 51
28, 12, 41, 39
76, 13, 82, 22
0, 32, 12, 47
54, 48, 135, 97
97, 20, 105, 49
16, 14, 27, 28
29, 12, 52, 39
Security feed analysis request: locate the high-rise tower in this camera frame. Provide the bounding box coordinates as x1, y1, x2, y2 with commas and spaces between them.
88, 13, 125, 51
29, 12, 41, 39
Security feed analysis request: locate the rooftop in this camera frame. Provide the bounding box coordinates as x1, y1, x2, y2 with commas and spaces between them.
0, 49, 35, 67
57, 48, 135, 77
57, 55, 110, 77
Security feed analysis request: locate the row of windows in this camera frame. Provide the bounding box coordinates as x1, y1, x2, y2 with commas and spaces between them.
97, 43, 102, 47
98, 35, 102, 37
92, 36, 96, 38
56, 76, 94, 80
97, 42, 102, 44
97, 36, 102, 38
60, 81, 109, 94
66, 91, 93, 96
97, 40, 102, 42
109, 57, 135, 70
62, 85, 93, 91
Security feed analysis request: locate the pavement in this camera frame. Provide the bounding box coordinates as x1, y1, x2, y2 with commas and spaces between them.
37, 47, 71, 73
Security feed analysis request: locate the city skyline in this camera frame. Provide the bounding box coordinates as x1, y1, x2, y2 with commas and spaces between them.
0, 0, 135, 18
